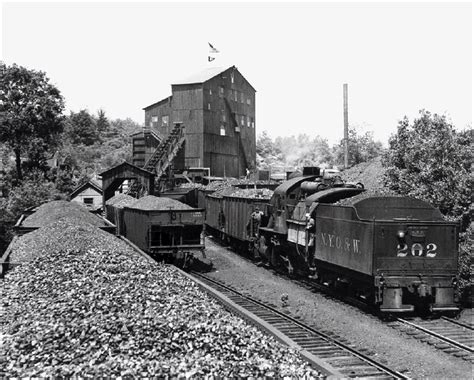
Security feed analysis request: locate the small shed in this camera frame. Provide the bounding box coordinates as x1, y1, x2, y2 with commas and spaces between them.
70, 181, 103, 209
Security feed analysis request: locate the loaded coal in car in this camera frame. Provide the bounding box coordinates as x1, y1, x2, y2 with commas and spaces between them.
2, 217, 322, 378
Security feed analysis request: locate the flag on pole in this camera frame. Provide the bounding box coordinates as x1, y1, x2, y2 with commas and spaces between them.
207, 42, 219, 63
208, 42, 219, 53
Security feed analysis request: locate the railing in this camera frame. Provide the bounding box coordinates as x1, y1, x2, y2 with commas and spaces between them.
128, 123, 185, 197
143, 123, 185, 178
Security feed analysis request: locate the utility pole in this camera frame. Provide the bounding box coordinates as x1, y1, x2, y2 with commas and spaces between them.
343, 83, 349, 169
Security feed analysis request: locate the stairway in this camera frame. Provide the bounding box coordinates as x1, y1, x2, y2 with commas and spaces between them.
128, 123, 185, 197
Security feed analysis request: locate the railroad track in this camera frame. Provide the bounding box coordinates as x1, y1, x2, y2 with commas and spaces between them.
191, 271, 408, 379
388, 316, 474, 362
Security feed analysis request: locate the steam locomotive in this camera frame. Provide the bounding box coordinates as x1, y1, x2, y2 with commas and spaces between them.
204, 167, 459, 314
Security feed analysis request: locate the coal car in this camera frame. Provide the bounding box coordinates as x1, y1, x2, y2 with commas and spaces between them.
122, 196, 206, 268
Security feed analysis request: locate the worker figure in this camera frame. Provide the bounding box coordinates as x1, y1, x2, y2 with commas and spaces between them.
248, 206, 264, 237
305, 213, 315, 246
245, 168, 250, 179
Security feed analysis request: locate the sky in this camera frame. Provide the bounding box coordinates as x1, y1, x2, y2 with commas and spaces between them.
1, 1, 472, 146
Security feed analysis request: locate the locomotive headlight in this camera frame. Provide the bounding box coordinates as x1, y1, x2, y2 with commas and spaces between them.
397, 230, 406, 239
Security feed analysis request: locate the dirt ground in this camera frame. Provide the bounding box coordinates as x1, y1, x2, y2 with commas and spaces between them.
204, 237, 473, 380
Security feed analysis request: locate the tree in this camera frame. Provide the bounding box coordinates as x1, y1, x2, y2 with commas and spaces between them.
334, 127, 383, 167
256, 131, 283, 168
64, 110, 99, 146
0, 62, 65, 179
383, 110, 471, 227
96, 109, 109, 136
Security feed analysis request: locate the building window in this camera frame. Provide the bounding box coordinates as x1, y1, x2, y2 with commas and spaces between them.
208, 103, 211, 110
241, 92, 244, 103
241, 115, 245, 126
231, 72, 234, 83
220, 125, 226, 136
221, 111, 226, 122
209, 88, 212, 95
219, 86, 224, 97
247, 115, 251, 127
83, 197, 93, 205
234, 91, 238, 102
251, 117, 254, 128
162, 115, 169, 127
151, 116, 158, 123
247, 98, 251, 105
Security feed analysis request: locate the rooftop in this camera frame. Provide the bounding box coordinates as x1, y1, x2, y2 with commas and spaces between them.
172, 66, 230, 86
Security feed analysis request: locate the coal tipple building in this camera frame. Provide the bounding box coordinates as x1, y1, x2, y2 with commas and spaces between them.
138, 66, 256, 178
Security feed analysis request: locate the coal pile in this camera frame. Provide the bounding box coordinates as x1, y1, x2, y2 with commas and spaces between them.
203, 180, 229, 191
105, 194, 137, 209
203, 179, 278, 192
9, 219, 129, 264
23, 201, 106, 227
228, 188, 274, 199
128, 195, 193, 210
208, 186, 239, 199
335, 189, 399, 206
3, 220, 322, 378
178, 182, 204, 189
340, 157, 385, 190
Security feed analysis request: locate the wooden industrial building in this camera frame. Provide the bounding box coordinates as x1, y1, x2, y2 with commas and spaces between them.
70, 180, 103, 209
138, 66, 256, 178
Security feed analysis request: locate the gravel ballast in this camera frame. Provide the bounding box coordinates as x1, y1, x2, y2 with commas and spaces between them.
2, 221, 322, 378
204, 238, 473, 379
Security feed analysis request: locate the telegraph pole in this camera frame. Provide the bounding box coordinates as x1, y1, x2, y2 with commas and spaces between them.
343, 83, 349, 169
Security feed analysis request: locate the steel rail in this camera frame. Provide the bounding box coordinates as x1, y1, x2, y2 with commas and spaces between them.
194, 272, 409, 380
397, 318, 473, 354
441, 316, 474, 330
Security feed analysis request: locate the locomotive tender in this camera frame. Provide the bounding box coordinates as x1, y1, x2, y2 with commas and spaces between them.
205, 167, 459, 313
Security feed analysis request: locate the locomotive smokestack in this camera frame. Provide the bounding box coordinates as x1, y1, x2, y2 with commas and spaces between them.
343, 83, 349, 169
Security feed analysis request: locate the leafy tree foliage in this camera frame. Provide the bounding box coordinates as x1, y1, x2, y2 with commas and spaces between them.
53, 113, 139, 188
275, 134, 333, 168
96, 109, 109, 134
383, 110, 471, 227
64, 109, 100, 146
256, 131, 283, 168
257, 129, 381, 171
0, 172, 66, 252
0, 63, 65, 179
333, 127, 384, 167
383, 110, 472, 303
